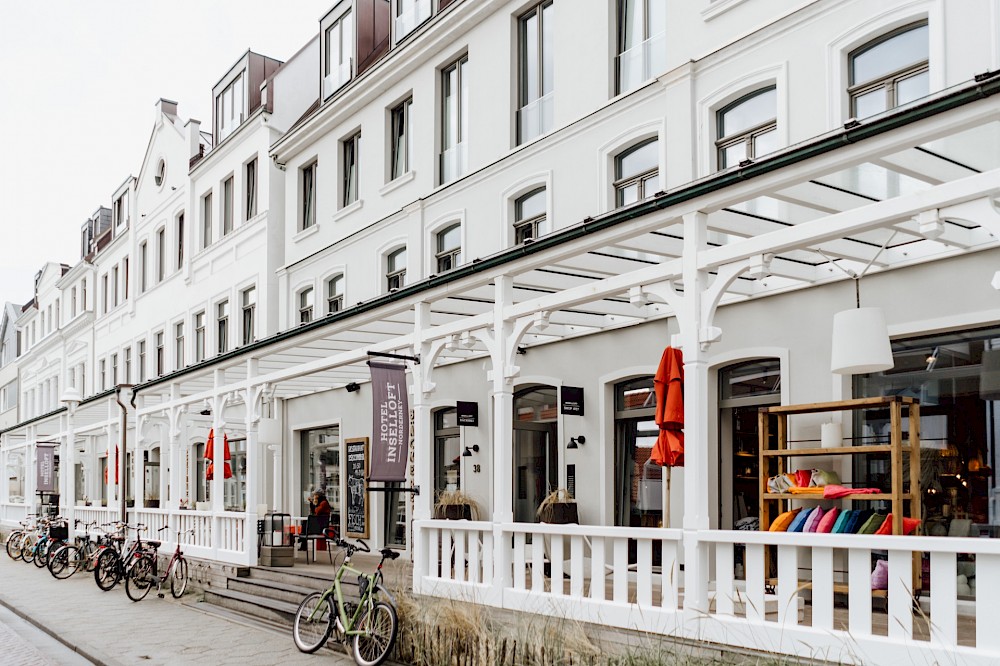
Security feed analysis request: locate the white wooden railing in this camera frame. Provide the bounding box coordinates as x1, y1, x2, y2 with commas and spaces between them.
0, 503, 30, 526
415, 522, 1000, 665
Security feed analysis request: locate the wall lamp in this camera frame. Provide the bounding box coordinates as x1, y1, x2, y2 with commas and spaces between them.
567, 436, 586, 449
462, 444, 480, 457
345, 382, 361, 393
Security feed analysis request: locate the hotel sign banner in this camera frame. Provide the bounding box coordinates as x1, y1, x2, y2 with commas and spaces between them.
36, 443, 57, 493
368, 361, 409, 482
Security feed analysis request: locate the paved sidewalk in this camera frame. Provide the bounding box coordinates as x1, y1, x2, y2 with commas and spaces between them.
0, 555, 353, 665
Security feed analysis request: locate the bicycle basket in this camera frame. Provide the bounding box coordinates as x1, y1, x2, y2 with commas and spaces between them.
358, 575, 370, 598
49, 523, 69, 541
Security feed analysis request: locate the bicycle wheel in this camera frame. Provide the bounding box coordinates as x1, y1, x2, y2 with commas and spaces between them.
293, 592, 333, 654
168, 556, 188, 598
20, 535, 36, 563
125, 554, 156, 602
352, 601, 398, 666
80, 542, 100, 572
48, 545, 75, 579
5, 531, 23, 560
5, 532, 23, 560
95, 549, 121, 591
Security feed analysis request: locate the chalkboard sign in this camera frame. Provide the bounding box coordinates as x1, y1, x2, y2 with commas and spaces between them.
345, 438, 369, 538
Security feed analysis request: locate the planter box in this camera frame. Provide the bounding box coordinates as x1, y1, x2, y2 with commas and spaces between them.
441, 504, 473, 521
260, 545, 294, 567
539, 502, 578, 524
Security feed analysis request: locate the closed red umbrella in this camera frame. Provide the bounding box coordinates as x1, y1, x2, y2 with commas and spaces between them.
103, 446, 119, 484
651, 347, 684, 467
205, 429, 232, 481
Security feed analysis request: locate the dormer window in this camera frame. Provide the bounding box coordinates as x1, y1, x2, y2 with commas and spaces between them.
216, 71, 246, 142
396, 0, 431, 42
324, 9, 354, 98
113, 192, 128, 229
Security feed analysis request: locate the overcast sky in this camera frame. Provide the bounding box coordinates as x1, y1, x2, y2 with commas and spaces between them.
0, 0, 332, 308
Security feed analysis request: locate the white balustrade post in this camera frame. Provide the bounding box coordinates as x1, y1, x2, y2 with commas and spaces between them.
134, 406, 146, 517
489, 276, 515, 605
106, 414, 117, 515
681, 211, 712, 617
269, 444, 282, 513
411, 302, 434, 594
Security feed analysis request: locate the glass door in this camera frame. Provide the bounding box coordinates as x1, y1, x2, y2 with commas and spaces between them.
514, 425, 558, 523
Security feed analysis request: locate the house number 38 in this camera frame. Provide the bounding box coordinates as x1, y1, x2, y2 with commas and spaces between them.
472, 464, 481, 473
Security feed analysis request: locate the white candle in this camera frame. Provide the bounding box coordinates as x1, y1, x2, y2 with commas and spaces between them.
821, 422, 842, 448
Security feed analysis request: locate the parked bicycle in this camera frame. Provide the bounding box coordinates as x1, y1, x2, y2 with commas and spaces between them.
125, 527, 192, 602
48, 520, 104, 579
292, 538, 399, 666
4, 515, 38, 560
19, 517, 68, 568
94, 523, 158, 591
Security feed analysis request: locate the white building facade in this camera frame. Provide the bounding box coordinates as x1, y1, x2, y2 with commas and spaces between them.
3, 0, 1000, 662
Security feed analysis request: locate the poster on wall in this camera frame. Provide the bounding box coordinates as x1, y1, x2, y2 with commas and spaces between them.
345, 437, 369, 539
368, 361, 410, 482
36, 444, 57, 494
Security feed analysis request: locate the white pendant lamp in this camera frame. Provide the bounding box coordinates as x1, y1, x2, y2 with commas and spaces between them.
830, 278, 894, 375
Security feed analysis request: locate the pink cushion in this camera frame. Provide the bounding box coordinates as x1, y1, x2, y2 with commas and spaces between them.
804, 506, 825, 532
816, 507, 839, 533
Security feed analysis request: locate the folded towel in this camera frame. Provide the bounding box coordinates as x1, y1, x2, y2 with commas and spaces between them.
823, 484, 882, 499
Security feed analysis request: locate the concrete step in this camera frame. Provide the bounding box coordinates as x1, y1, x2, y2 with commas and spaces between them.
248, 566, 337, 590
203, 587, 300, 625
227, 577, 323, 606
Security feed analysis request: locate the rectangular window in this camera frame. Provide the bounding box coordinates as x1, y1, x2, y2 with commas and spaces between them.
440, 56, 469, 183
245, 159, 257, 220
101, 274, 109, 314
155, 331, 164, 376
112, 266, 119, 306
518, 1, 554, 144
342, 132, 360, 207
324, 10, 354, 97
216, 70, 245, 142
202, 192, 213, 248
81, 278, 86, 310
223, 176, 234, 235
616, 0, 667, 94
176, 213, 185, 269
217, 301, 230, 354
396, 0, 431, 41
174, 322, 185, 370
389, 97, 412, 180
301, 162, 317, 229
139, 242, 147, 293
157, 228, 166, 282
194, 311, 206, 362
71, 287, 77, 318
100, 359, 107, 391
299, 289, 314, 324
124, 347, 132, 383
138, 341, 147, 382
111, 353, 118, 385
113, 192, 128, 229
241, 287, 256, 345
327, 275, 344, 314
123, 256, 129, 299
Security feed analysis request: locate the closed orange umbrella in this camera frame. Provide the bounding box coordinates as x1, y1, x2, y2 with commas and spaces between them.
103, 446, 119, 483
205, 429, 232, 481
651, 347, 684, 467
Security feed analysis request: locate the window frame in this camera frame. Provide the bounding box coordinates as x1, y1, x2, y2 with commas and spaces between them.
298, 287, 314, 325
217, 300, 230, 354
435, 224, 461, 274
194, 311, 206, 363
202, 192, 213, 249
215, 70, 246, 142
715, 86, 778, 170
324, 8, 354, 96
245, 158, 257, 220
514, 187, 548, 244
386, 247, 407, 292
439, 55, 469, 184
176, 213, 185, 270
613, 138, 660, 207
241, 286, 256, 346
222, 175, 235, 236
155, 331, 165, 376
342, 132, 361, 207
517, 1, 554, 144
847, 21, 929, 119
326, 275, 344, 314
389, 97, 413, 181
301, 162, 318, 230
174, 321, 185, 370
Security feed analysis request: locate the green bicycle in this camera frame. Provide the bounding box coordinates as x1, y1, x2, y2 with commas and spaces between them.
292, 537, 399, 666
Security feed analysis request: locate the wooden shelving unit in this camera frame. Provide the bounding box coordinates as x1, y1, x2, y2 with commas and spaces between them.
758, 396, 922, 536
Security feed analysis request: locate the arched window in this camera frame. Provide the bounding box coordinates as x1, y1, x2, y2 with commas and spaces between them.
614, 139, 659, 207
386, 247, 406, 291
298, 287, 314, 324
435, 224, 461, 273
514, 188, 547, 244
716, 87, 777, 169
326, 274, 344, 314
849, 22, 928, 119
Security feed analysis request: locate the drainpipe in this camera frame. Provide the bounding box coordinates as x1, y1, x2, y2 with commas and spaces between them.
114, 385, 136, 523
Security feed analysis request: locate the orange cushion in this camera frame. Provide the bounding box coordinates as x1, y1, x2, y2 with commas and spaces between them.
874, 514, 921, 535
769, 508, 802, 532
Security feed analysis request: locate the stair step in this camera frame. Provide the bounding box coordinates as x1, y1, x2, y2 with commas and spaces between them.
227, 577, 321, 605
203, 588, 300, 625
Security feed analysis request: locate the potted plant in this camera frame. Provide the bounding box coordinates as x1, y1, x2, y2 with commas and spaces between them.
434, 490, 481, 520
537, 488, 578, 524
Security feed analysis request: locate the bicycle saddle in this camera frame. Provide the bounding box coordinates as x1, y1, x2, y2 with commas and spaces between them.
380, 548, 400, 560
145, 540, 162, 549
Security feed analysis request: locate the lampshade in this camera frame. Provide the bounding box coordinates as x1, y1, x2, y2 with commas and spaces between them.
257, 418, 281, 445
830, 307, 894, 375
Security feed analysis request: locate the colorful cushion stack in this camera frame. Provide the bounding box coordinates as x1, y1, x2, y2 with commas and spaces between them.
769, 508, 802, 532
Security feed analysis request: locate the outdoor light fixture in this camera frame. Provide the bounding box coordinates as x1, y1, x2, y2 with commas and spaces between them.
345, 382, 361, 393
199, 408, 211, 416
828, 239, 895, 375
567, 436, 586, 449
462, 444, 480, 457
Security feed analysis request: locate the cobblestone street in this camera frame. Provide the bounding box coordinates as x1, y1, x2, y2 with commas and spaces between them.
0, 604, 90, 666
